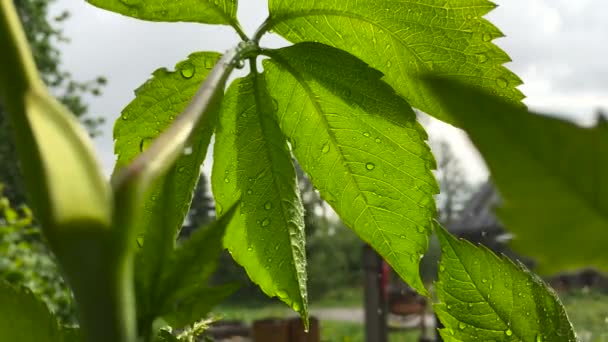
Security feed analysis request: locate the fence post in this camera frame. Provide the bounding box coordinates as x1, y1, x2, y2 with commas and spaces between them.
363, 244, 388, 342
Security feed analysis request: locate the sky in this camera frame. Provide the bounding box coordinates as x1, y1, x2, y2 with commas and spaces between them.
50, 0, 608, 181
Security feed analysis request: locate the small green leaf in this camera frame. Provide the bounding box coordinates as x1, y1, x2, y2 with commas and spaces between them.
0, 280, 79, 342
156, 205, 239, 327
162, 284, 238, 329
113, 52, 221, 321
434, 225, 576, 341
423, 76, 608, 274
87, 0, 238, 26
263, 43, 437, 294
265, 0, 522, 125
212, 73, 308, 320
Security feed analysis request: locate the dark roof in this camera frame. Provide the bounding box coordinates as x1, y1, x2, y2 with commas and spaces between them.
448, 181, 503, 235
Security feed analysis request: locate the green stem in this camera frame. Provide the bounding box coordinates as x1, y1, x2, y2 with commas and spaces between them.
252, 17, 272, 43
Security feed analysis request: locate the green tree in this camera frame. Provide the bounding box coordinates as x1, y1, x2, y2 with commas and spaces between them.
0, 0, 104, 205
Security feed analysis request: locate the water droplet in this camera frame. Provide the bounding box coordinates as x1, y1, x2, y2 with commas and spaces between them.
180, 62, 195, 79
136, 234, 144, 247
417, 226, 425, 233
204, 58, 215, 69
365, 162, 375, 170
235, 59, 246, 69
482, 279, 488, 283
247, 246, 253, 252
178, 167, 185, 173
121, 115, 128, 120
261, 218, 270, 227
322, 143, 330, 154
386, 61, 392, 68
272, 98, 279, 111
439, 265, 445, 272
217, 203, 223, 215
466, 14, 473, 20
476, 53, 489, 64
241, 112, 248, 118
264, 202, 272, 210
468, 303, 473, 308
267, 257, 272, 263
139, 137, 153, 152
482, 33, 492, 42
375, 138, 381, 143
247, 189, 253, 195
363, 132, 371, 137
496, 77, 508, 88
224, 177, 230, 183
458, 322, 466, 330
505, 329, 513, 336
400, 234, 406, 239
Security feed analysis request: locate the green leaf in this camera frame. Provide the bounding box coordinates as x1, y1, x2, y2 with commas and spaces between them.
113, 52, 221, 321
212, 73, 308, 320
162, 284, 238, 328
156, 205, 239, 327
264, 0, 522, 125
263, 43, 437, 294
0, 280, 79, 342
434, 225, 575, 341
423, 76, 608, 274
86, 0, 238, 26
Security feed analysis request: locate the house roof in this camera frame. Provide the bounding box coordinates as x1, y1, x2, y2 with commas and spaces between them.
448, 181, 503, 235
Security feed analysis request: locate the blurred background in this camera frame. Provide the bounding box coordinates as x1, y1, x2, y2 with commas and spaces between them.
1, 0, 607, 341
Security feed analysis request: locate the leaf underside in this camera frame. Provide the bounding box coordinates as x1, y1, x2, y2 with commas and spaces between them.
113, 52, 221, 321
86, 0, 238, 25
212, 73, 308, 320
263, 42, 438, 294
424, 76, 608, 274
267, 0, 523, 125
434, 225, 576, 341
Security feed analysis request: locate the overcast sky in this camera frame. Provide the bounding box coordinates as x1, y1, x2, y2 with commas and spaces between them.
50, 0, 608, 181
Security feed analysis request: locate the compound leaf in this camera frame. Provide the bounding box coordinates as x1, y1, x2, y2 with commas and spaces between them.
212, 73, 308, 321
87, 0, 238, 26
0, 280, 79, 342
434, 225, 575, 341
424, 76, 608, 274
263, 43, 438, 294
113, 52, 221, 321
266, 0, 522, 125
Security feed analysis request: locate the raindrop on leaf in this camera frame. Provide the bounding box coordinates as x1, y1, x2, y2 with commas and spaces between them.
179, 62, 195, 79
322, 143, 330, 154
264, 202, 272, 210
365, 162, 375, 170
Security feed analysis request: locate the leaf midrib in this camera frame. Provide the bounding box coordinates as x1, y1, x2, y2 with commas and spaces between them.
250, 72, 305, 308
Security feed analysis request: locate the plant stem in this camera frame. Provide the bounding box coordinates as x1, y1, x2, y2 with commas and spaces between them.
252, 17, 273, 43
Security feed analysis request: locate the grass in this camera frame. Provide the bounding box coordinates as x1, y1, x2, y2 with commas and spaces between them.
213, 288, 608, 341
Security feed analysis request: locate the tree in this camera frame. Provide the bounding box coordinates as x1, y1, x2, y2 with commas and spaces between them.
0, 0, 104, 205
432, 139, 476, 226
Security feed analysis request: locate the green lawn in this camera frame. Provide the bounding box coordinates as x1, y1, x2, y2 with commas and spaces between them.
213, 289, 608, 342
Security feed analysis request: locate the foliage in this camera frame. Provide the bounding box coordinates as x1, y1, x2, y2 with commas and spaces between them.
0, 279, 79, 342
0, 184, 75, 324
0, 0, 591, 341
424, 76, 608, 275
434, 225, 575, 341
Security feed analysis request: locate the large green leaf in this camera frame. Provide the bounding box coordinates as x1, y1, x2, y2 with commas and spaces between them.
0, 280, 80, 342
424, 76, 608, 274
265, 0, 523, 125
434, 225, 575, 341
113, 52, 221, 322
263, 42, 438, 294
86, 0, 238, 26
212, 73, 308, 320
